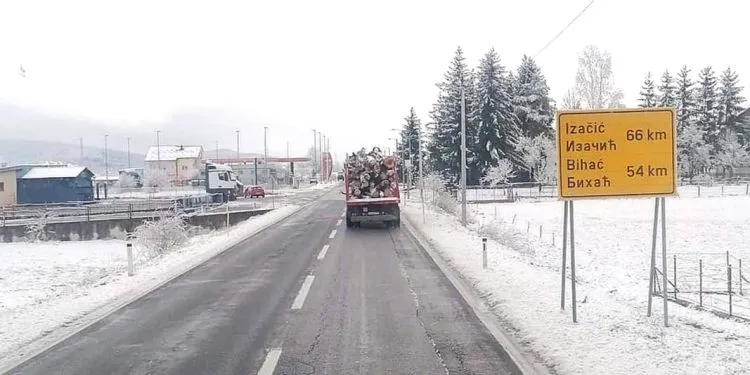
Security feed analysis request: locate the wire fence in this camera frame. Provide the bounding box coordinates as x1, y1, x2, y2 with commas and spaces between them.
656, 252, 750, 320
455, 181, 750, 203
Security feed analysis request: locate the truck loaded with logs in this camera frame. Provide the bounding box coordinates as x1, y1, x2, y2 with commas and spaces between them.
343, 147, 401, 228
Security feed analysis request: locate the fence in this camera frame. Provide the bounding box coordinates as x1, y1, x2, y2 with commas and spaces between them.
0, 194, 224, 227
455, 181, 750, 204
656, 252, 750, 320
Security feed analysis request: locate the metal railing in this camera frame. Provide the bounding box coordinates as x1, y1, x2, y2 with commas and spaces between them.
1, 194, 224, 227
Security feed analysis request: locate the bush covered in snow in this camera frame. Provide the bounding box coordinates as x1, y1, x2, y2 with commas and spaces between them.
133, 212, 190, 256
143, 168, 171, 189
25, 210, 56, 242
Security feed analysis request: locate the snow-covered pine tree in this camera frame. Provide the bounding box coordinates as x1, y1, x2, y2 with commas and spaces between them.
475, 48, 521, 178
638, 72, 657, 108
696, 66, 720, 149
714, 131, 749, 177
717, 67, 746, 140
428, 46, 480, 184
399, 107, 421, 183
513, 55, 554, 139
657, 70, 677, 108
675, 65, 696, 133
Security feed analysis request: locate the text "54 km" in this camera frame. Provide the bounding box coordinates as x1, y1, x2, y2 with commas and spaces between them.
626, 165, 668, 177
626, 129, 667, 141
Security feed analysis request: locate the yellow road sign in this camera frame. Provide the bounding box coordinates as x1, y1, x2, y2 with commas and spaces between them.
556, 108, 677, 199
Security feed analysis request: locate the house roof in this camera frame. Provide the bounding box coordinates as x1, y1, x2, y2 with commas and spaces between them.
145, 145, 203, 162
21, 166, 92, 179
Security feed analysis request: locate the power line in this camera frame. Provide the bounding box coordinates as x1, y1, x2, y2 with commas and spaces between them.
533, 0, 596, 59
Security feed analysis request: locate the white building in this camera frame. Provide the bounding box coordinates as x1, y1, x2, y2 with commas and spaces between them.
144, 145, 204, 186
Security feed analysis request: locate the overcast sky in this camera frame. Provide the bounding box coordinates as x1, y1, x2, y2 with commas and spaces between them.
0, 0, 747, 160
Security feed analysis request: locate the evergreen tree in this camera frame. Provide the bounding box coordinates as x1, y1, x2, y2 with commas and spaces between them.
696, 66, 720, 148
657, 70, 676, 108
638, 72, 657, 108
513, 55, 554, 138
717, 67, 746, 139
475, 48, 521, 177
399, 107, 421, 182
428, 46, 480, 184
675, 65, 696, 132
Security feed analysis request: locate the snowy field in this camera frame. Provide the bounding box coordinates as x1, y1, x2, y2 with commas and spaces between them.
0, 205, 299, 368
403, 193, 750, 375
460, 183, 750, 202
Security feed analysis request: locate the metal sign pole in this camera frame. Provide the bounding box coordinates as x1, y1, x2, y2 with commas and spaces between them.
561, 200, 569, 310
660, 197, 669, 327
570, 200, 577, 323
647, 197, 660, 316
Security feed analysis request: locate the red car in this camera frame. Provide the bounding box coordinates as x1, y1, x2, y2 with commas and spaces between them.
245, 185, 265, 198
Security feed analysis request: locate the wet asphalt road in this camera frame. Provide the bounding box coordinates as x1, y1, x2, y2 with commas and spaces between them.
6, 189, 520, 375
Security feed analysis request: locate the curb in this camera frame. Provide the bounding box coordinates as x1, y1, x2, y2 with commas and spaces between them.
0, 204, 305, 374
403, 214, 553, 375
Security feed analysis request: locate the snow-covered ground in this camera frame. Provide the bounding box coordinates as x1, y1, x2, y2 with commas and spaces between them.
403, 193, 750, 375
0, 205, 299, 367
461, 183, 750, 202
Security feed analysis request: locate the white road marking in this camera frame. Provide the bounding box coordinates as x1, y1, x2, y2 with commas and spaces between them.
341, 211, 346, 218
257, 348, 283, 375
336, 219, 342, 226
329, 229, 337, 239
317, 245, 330, 260
291, 275, 315, 310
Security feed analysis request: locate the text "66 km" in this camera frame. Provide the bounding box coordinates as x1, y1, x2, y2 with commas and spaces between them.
626, 129, 667, 141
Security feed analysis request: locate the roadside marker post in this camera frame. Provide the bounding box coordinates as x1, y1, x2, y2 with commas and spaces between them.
482, 238, 488, 269
557, 108, 677, 327
126, 243, 134, 277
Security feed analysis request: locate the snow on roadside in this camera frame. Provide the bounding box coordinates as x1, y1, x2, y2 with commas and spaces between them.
0, 205, 299, 365
403, 199, 750, 375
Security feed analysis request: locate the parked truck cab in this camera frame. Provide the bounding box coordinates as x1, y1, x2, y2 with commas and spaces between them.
205, 163, 244, 202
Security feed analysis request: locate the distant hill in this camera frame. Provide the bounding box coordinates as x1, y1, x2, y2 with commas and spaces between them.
0, 139, 145, 175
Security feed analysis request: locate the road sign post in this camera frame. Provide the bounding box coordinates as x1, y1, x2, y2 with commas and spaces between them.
556, 108, 677, 326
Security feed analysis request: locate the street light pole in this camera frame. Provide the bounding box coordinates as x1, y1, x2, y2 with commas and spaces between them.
104, 134, 109, 183
318, 132, 323, 181
264, 126, 268, 184
236, 130, 240, 165
460, 86, 467, 226
156, 130, 161, 165
322, 134, 326, 182
312, 129, 317, 179
127, 137, 131, 168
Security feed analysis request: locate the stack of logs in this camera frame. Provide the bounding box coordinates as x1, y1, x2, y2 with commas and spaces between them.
345, 147, 398, 199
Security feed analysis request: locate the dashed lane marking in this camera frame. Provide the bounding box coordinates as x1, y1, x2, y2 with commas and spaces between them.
329, 229, 337, 239
336, 219, 342, 226
257, 348, 282, 375
317, 245, 330, 260
291, 275, 315, 310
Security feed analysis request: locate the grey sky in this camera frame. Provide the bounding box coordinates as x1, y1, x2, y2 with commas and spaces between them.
0, 0, 747, 159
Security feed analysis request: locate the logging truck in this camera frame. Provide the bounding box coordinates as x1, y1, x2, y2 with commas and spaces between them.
344, 154, 401, 228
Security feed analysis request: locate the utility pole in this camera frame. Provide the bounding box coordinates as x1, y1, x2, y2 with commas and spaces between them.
215, 140, 219, 160
322, 134, 327, 182
264, 126, 269, 184
127, 137, 131, 168
236, 130, 240, 165
312, 129, 317, 179
419, 121, 425, 223
104, 134, 109, 184
156, 130, 161, 164
460, 86, 467, 226
318, 132, 323, 181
